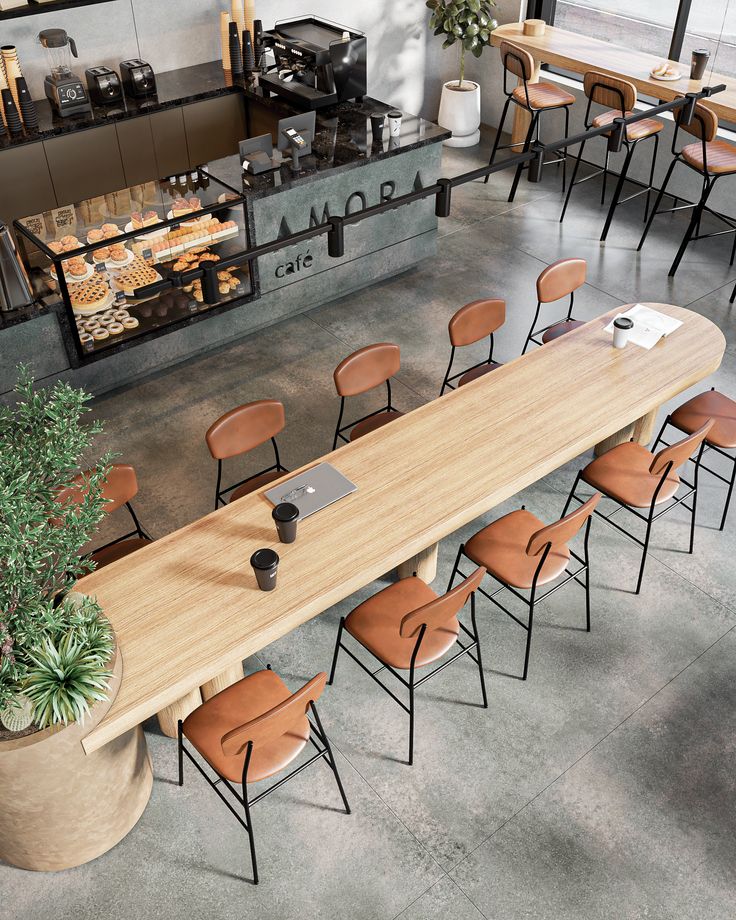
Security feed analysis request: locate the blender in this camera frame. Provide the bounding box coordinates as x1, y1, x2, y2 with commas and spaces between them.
39, 29, 91, 117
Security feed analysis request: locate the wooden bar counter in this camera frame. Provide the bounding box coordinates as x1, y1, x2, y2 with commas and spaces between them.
78, 303, 724, 762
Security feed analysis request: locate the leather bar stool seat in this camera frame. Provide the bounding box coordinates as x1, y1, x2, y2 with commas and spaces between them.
183, 669, 310, 784
349, 408, 404, 441
580, 441, 680, 508
92, 536, 151, 568
345, 577, 460, 669
512, 81, 575, 110
464, 508, 571, 590
541, 319, 585, 343
682, 139, 736, 175
670, 390, 736, 448
229, 469, 285, 502
591, 109, 663, 141
458, 361, 503, 387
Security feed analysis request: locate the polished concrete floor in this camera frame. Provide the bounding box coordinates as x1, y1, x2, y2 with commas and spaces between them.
5, 138, 736, 920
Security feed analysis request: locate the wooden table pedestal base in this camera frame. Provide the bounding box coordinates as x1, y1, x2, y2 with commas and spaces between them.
397, 543, 439, 582
594, 408, 659, 457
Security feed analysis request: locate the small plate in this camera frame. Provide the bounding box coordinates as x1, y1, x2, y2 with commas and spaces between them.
167, 210, 212, 225
50, 262, 94, 283
124, 221, 168, 240
650, 69, 683, 81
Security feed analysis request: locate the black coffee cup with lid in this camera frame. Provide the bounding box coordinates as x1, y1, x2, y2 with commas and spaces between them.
250, 548, 279, 591
272, 502, 299, 544
369, 112, 385, 136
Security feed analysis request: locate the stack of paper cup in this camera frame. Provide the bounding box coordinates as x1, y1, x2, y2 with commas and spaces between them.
244, 0, 256, 40
220, 11, 232, 72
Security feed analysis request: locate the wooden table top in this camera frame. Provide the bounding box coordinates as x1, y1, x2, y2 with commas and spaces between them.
80, 303, 725, 753
492, 23, 736, 123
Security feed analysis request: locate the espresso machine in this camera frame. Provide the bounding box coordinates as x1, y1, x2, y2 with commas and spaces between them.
38, 29, 91, 117
261, 16, 366, 110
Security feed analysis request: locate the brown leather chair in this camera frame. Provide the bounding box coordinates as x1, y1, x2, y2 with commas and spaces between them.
486, 40, 575, 202
564, 421, 714, 594
55, 463, 152, 569
560, 71, 663, 241
178, 668, 349, 884
448, 495, 600, 681
639, 101, 736, 276
440, 298, 505, 395
206, 399, 288, 508
332, 343, 403, 449
541, 319, 585, 344
652, 388, 736, 532
523, 257, 586, 354
328, 567, 486, 765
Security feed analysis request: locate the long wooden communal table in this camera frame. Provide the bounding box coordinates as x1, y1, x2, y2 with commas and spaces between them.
79, 302, 724, 762
492, 22, 736, 146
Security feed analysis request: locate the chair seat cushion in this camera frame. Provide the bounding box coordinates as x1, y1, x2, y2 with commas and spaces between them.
458, 361, 503, 387
91, 536, 151, 568
229, 469, 285, 502
465, 509, 570, 590
345, 577, 459, 670
591, 110, 663, 141
581, 441, 680, 509
512, 81, 575, 110
349, 409, 403, 441
542, 320, 585, 344
682, 139, 736, 175
183, 669, 309, 784
670, 390, 736, 449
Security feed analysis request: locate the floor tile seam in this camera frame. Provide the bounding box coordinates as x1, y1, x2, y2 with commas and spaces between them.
388, 875, 491, 920
448, 620, 736, 878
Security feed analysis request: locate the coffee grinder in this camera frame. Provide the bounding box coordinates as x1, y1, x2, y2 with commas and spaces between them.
39, 29, 91, 117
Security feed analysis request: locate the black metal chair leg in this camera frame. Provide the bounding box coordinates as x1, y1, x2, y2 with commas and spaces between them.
447, 544, 464, 592
638, 157, 678, 251
651, 415, 670, 454
635, 515, 654, 595
311, 703, 351, 814
521, 602, 534, 681
508, 113, 538, 202
584, 564, 591, 632
559, 138, 587, 223
720, 458, 736, 531
408, 680, 415, 766
600, 144, 635, 242
601, 149, 609, 204
562, 471, 582, 517
522, 300, 543, 354
242, 787, 259, 885
561, 105, 570, 192
177, 720, 184, 786
669, 180, 714, 277
328, 617, 345, 685
485, 97, 511, 184
643, 133, 659, 223
469, 594, 488, 708
730, 229, 736, 267
731, 282, 736, 305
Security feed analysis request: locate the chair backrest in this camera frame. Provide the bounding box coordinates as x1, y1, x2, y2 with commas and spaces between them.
205, 399, 285, 461
333, 343, 400, 397
55, 463, 139, 516
526, 493, 601, 556
536, 257, 587, 303
678, 100, 718, 142
220, 672, 327, 757
649, 420, 714, 476
399, 567, 485, 638
499, 40, 534, 82
583, 70, 636, 113
448, 298, 506, 347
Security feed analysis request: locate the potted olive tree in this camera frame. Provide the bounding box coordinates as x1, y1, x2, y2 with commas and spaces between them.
428, 0, 497, 147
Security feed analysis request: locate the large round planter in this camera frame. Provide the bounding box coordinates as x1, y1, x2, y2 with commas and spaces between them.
438, 80, 481, 147
0, 645, 153, 871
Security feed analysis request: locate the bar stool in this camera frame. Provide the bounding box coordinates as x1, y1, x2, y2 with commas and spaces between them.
447, 495, 599, 681
486, 40, 575, 202
563, 422, 713, 595
332, 343, 403, 449
638, 101, 736, 276
328, 567, 486, 765
55, 463, 153, 569
440, 298, 505, 395
523, 257, 586, 354
652, 388, 736, 532
560, 71, 663, 241
178, 668, 350, 884
542, 319, 585, 343
206, 400, 288, 509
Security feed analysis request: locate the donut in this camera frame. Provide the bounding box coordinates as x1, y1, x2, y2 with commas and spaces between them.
113, 310, 130, 321
108, 322, 125, 335
92, 327, 110, 341
122, 316, 140, 329
79, 332, 94, 345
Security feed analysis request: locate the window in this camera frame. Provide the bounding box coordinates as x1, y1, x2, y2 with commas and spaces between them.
681, 2, 736, 78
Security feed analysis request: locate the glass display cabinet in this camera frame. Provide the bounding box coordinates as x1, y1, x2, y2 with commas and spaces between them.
13, 168, 254, 364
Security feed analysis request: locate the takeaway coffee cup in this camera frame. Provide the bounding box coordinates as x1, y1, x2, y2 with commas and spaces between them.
690, 49, 710, 81
250, 548, 279, 591
369, 112, 385, 138
272, 502, 299, 544
387, 110, 402, 138
613, 315, 634, 349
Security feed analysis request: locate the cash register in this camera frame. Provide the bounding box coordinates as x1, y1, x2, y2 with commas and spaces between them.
260, 16, 366, 110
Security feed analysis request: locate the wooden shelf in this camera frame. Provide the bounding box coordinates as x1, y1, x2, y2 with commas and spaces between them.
0, 0, 117, 20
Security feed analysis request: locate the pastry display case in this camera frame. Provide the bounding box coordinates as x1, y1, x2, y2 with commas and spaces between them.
13, 169, 254, 363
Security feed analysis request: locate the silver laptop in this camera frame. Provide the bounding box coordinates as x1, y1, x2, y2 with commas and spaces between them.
264, 462, 357, 520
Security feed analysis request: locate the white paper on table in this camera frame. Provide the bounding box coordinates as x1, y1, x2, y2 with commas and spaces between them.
603, 303, 683, 350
